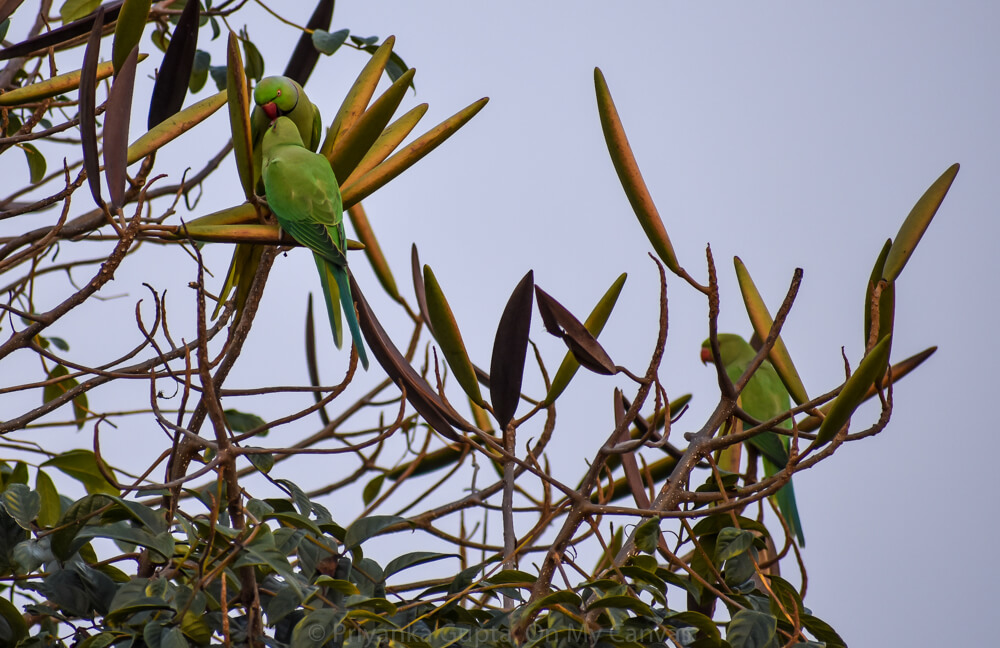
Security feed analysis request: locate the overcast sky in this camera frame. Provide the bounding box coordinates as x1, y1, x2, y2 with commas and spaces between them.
2, 1, 997, 644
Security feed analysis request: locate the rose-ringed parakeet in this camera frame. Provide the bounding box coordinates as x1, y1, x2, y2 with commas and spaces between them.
701, 334, 805, 546
262, 115, 368, 370
215, 76, 324, 324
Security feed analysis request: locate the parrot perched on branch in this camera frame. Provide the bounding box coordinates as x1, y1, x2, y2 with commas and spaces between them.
215, 76, 324, 323
701, 333, 804, 546
262, 115, 368, 370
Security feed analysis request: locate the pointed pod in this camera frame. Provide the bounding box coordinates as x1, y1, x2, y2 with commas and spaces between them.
733, 257, 809, 405
304, 294, 331, 426
542, 274, 627, 405
112, 0, 150, 75
341, 97, 489, 209
0, 1, 121, 61
184, 201, 257, 228
0, 58, 147, 106
864, 239, 894, 350
410, 244, 434, 335
104, 46, 138, 209
423, 265, 484, 406
592, 455, 678, 504
535, 286, 616, 376
0, 1, 25, 24
615, 389, 651, 509
226, 31, 255, 200
489, 271, 534, 429
347, 203, 400, 302
126, 89, 227, 165
816, 335, 893, 445
80, 5, 104, 208
147, 0, 198, 129
349, 274, 473, 441
594, 67, 679, 275
321, 36, 396, 157
882, 163, 959, 283
283, 0, 334, 86
328, 67, 416, 181
341, 103, 428, 189
799, 346, 934, 433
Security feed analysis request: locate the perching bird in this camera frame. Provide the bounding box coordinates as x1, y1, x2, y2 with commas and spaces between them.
215, 76, 324, 322
262, 115, 368, 370
701, 334, 804, 546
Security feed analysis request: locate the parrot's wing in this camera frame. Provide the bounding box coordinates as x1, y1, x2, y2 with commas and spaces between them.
309, 105, 323, 152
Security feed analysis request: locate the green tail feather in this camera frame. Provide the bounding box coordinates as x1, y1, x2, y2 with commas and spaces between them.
329, 261, 369, 370
315, 254, 343, 348
763, 457, 805, 547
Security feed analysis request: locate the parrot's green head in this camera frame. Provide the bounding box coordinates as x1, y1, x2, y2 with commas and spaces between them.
263, 116, 306, 149
700, 333, 752, 365
254, 76, 302, 122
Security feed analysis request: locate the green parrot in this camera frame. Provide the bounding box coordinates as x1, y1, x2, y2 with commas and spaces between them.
262, 115, 369, 370
701, 334, 804, 546
214, 76, 324, 323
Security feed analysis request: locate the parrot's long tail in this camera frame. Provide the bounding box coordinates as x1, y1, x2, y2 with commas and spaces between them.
331, 262, 370, 370
763, 457, 805, 547
315, 254, 343, 349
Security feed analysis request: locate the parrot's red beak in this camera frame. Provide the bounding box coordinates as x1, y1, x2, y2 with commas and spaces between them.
700, 347, 713, 364
262, 102, 279, 121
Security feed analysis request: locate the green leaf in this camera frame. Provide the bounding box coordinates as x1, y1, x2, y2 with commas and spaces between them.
586, 594, 654, 617
801, 614, 847, 648
362, 474, 384, 506
714, 528, 756, 563
42, 364, 87, 429
42, 449, 117, 495
692, 515, 771, 539
160, 626, 189, 648
76, 521, 175, 561
0, 20, 8, 43
224, 408, 268, 435
241, 35, 264, 80
312, 28, 349, 55
882, 163, 959, 282
484, 569, 536, 587
292, 608, 344, 648
189, 48, 210, 93
76, 633, 117, 648
48, 336, 70, 351
666, 611, 721, 643
314, 577, 360, 595
210, 64, 227, 90
428, 627, 469, 648
383, 551, 457, 579
60, 0, 101, 23
19, 142, 46, 183
726, 609, 776, 648
2, 484, 40, 529
245, 448, 274, 474
50, 494, 113, 560
633, 518, 660, 554
35, 469, 61, 527
0, 595, 28, 645
344, 515, 404, 550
